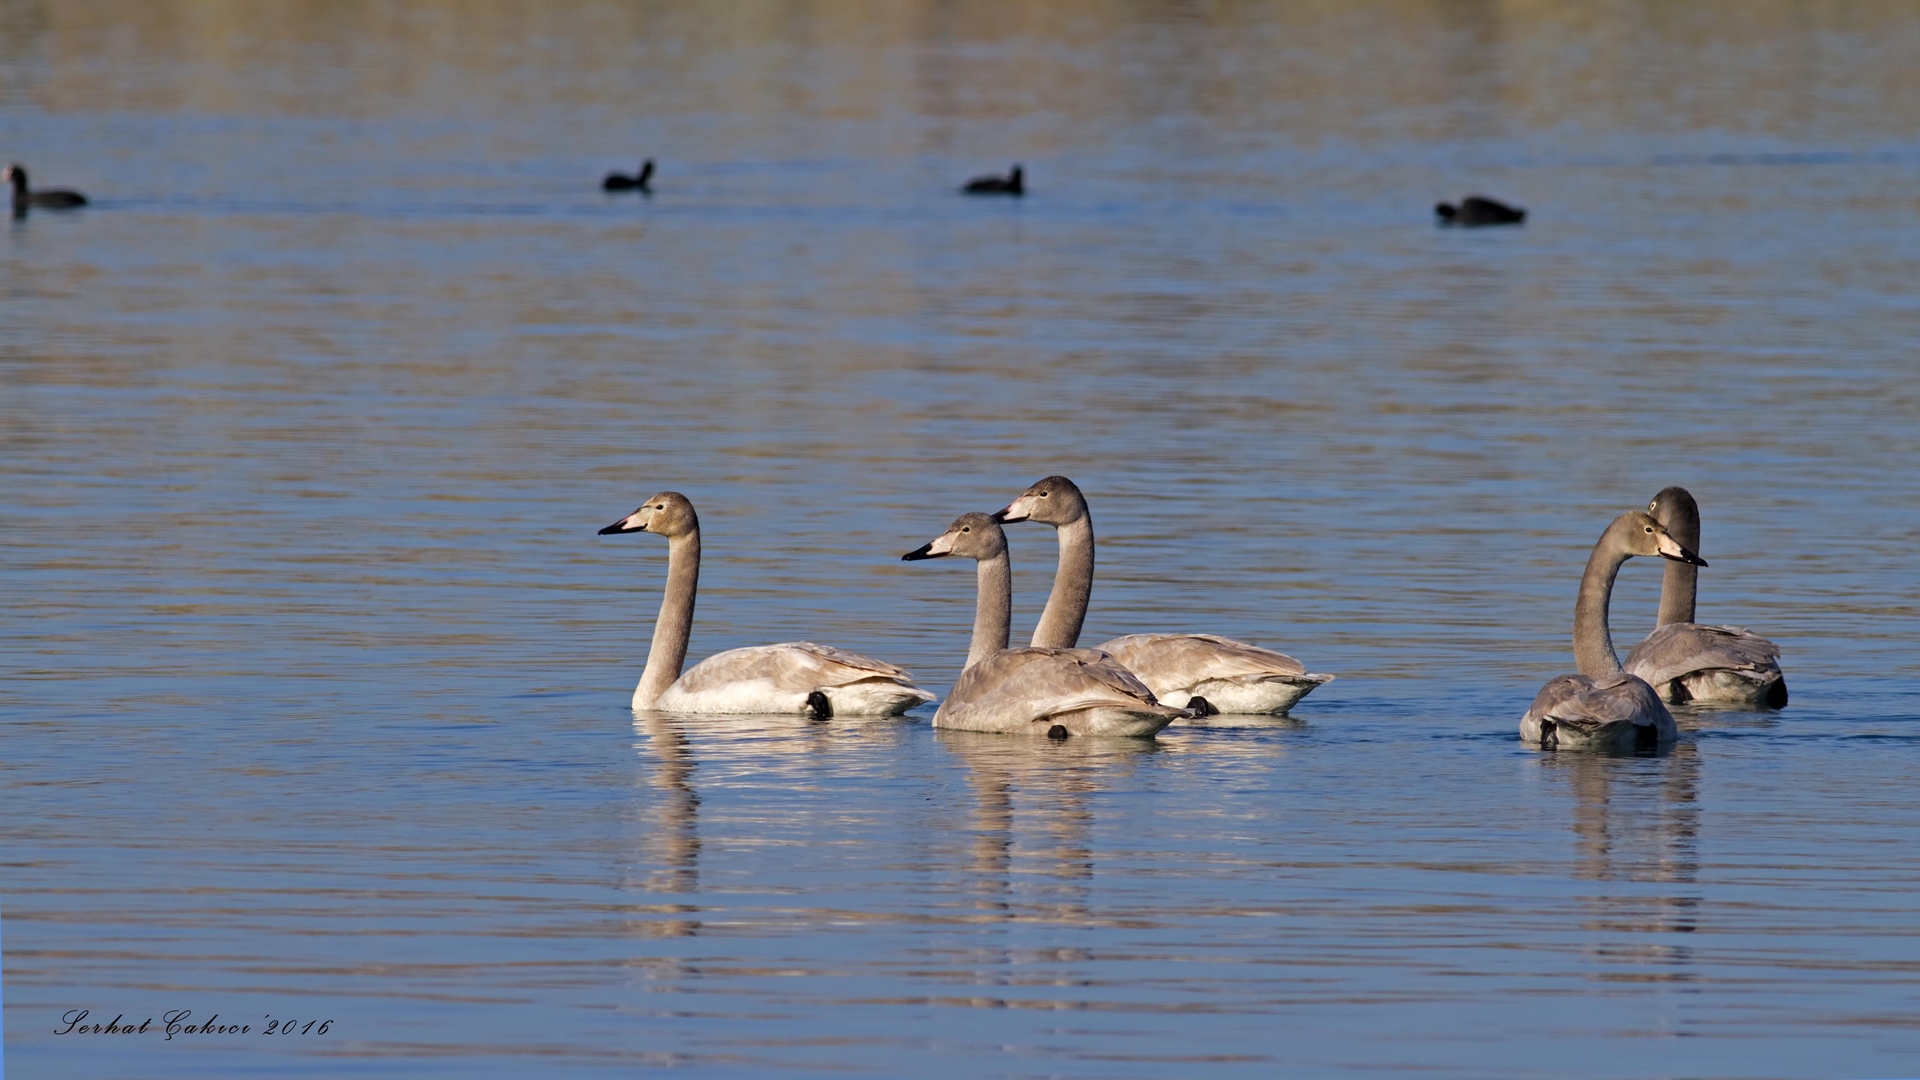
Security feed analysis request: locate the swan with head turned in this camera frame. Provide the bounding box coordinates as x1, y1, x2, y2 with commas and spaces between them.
1624, 487, 1786, 708
599, 492, 933, 716
992, 476, 1331, 716
902, 512, 1184, 738
1521, 511, 1705, 750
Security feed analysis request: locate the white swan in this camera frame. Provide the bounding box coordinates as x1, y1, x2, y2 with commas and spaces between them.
902, 512, 1185, 738
1521, 511, 1702, 751
992, 476, 1332, 715
1624, 487, 1787, 708
600, 492, 934, 716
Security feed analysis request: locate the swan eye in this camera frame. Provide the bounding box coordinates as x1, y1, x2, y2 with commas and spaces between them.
1645, 526, 1654, 533
1038, 491, 1049, 497
961, 526, 971, 532
656, 504, 665, 509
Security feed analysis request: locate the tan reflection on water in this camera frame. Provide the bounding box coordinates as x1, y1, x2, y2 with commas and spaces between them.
630, 715, 702, 939
1545, 746, 1703, 982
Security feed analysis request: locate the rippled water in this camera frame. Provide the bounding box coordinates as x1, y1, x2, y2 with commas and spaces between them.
5, 2, 1920, 1076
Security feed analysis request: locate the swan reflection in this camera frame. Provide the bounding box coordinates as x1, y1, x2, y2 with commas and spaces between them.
1544, 742, 1703, 980
630, 713, 703, 938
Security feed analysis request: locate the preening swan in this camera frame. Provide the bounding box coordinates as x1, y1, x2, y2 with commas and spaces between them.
599, 492, 934, 716
902, 512, 1183, 737
1521, 511, 1703, 751
1624, 487, 1787, 708
993, 476, 1332, 715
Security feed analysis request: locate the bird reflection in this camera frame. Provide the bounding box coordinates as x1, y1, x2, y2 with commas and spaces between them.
937, 731, 1157, 926
1544, 741, 1702, 979
632, 714, 702, 937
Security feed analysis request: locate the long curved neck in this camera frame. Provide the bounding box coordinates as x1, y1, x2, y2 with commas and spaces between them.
1030, 515, 1093, 649
1657, 511, 1700, 627
1573, 527, 1631, 677
968, 551, 1012, 670
636, 531, 699, 706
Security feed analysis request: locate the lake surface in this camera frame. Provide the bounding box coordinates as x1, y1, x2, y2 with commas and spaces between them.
4, 2, 1919, 1076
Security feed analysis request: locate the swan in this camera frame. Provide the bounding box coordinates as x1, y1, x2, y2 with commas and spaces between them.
1520, 511, 1704, 751
599, 492, 934, 716
603, 159, 654, 193
992, 476, 1332, 715
962, 165, 1023, 196
902, 512, 1184, 738
1624, 487, 1787, 708
1435, 195, 1524, 226
6, 164, 88, 215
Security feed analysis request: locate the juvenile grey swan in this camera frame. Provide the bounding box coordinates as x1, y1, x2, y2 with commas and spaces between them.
599, 492, 934, 716
1520, 511, 1705, 751
902, 511, 1183, 737
992, 476, 1332, 715
1624, 487, 1786, 708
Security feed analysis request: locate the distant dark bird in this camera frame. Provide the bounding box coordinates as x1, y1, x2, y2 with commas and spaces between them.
962, 164, 1023, 196
1435, 195, 1525, 226
6, 164, 88, 216
603, 159, 654, 193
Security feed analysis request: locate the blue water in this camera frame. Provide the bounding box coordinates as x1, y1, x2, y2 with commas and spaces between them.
4, 3, 1919, 1076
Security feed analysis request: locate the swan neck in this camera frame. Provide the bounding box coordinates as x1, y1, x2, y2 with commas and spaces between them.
967, 551, 1013, 670
1657, 510, 1700, 627
636, 531, 699, 706
1573, 526, 1630, 677
1030, 515, 1093, 649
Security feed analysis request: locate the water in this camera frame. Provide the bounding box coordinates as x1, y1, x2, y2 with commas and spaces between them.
4, 2, 1920, 1076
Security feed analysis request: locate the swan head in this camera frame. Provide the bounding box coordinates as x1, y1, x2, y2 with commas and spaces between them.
1647, 486, 1701, 546
599, 491, 698, 538
3, 164, 25, 192
992, 475, 1086, 527
1614, 510, 1706, 566
902, 511, 1006, 562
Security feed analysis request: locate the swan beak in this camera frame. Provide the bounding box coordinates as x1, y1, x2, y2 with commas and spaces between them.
598, 511, 646, 535
992, 495, 1033, 524
1655, 532, 1707, 566
902, 531, 958, 561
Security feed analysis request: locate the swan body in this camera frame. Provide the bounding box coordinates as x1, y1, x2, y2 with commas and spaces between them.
1623, 487, 1787, 708
994, 476, 1331, 715
1094, 633, 1332, 714
1520, 510, 1697, 750
902, 512, 1182, 738
655, 643, 934, 715
1521, 672, 1673, 752
601, 492, 933, 716
962, 164, 1023, 196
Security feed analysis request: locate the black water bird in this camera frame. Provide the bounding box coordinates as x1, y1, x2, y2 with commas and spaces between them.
6, 164, 88, 216
962, 164, 1023, 196
603, 159, 654, 193
1435, 195, 1524, 226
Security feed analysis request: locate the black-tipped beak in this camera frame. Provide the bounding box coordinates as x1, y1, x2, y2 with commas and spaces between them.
990, 504, 1026, 524
901, 542, 938, 561
1670, 548, 1708, 567
599, 520, 642, 535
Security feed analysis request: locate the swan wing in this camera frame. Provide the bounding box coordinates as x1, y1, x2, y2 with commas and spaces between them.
1624, 622, 1782, 689
674, 642, 932, 698
1096, 633, 1330, 686
935, 648, 1178, 732
1522, 671, 1673, 746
